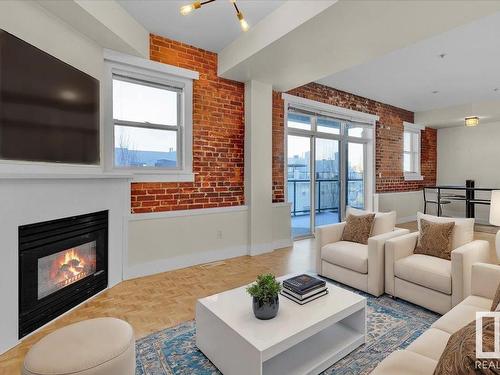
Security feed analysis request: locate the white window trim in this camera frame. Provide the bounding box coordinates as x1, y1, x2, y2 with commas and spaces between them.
103, 49, 199, 182
403, 121, 425, 181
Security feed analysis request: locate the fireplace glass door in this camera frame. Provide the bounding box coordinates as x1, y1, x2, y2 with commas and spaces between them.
37, 241, 97, 300
19, 210, 108, 338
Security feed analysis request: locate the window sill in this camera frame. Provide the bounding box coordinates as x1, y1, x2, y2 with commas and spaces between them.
130, 172, 195, 183
404, 173, 424, 181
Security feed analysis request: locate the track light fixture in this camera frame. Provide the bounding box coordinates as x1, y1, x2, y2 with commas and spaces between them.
180, 0, 249, 32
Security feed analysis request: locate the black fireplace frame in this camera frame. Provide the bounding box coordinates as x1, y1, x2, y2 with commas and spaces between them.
19, 210, 108, 338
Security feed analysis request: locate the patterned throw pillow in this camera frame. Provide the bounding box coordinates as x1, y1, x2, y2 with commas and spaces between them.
414, 219, 455, 260
341, 213, 375, 245
434, 318, 498, 375
491, 281, 500, 311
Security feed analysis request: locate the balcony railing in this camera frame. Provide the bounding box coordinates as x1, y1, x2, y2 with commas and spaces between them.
288, 178, 364, 216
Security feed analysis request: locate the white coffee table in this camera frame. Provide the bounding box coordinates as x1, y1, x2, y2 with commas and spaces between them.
196, 274, 366, 375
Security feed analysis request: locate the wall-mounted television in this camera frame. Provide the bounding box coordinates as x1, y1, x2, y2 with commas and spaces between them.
0, 29, 99, 165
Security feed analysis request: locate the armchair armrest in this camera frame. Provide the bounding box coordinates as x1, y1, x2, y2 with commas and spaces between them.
451, 240, 491, 307
471, 263, 500, 300
367, 228, 410, 296
315, 222, 346, 274
384, 232, 419, 295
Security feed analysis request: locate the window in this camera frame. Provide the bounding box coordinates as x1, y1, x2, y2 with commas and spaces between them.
113, 76, 181, 169
104, 50, 197, 182
403, 122, 424, 180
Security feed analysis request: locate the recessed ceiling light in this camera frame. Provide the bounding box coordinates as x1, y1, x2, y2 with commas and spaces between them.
465, 116, 479, 127
432, 90, 439, 94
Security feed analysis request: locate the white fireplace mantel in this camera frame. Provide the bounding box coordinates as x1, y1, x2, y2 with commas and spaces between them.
0, 175, 131, 354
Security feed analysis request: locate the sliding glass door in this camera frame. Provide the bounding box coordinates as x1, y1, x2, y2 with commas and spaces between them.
347, 142, 366, 209
315, 137, 340, 227
287, 110, 371, 239
287, 134, 312, 237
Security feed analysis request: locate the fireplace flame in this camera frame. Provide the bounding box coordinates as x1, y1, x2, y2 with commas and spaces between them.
49, 247, 94, 288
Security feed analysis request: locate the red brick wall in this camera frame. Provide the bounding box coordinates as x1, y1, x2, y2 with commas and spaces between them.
272, 82, 437, 202
130, 34, 245, 213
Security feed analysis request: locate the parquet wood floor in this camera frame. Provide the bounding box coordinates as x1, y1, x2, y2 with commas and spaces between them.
0, 239, 315, 374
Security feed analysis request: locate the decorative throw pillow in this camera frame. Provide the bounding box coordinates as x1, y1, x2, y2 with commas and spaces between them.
434, 318, 498, 375
342, 213, 375, 245
414, 219, 455, 260
347, 207, 396, 236
417, 212, 474, 250
490, 281, 500, 311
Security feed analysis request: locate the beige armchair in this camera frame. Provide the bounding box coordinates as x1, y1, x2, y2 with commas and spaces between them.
316, 210, 409, 297
385, 213, 491, 314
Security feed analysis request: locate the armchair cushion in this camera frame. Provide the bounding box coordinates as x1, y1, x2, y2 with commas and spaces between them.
347, 207, 396, 236
321, 241, 368, 274
341, 213, 375, 245
417, 212, 474, 250
414, 219, 455, 260
394, 254, 451, 294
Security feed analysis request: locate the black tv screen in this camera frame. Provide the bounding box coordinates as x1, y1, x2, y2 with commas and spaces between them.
0, 29, 99, 165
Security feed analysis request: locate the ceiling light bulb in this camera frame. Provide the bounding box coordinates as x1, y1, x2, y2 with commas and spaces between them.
237, 12, 249, 31
180, 1, 201, 16
465, 116, 479, 127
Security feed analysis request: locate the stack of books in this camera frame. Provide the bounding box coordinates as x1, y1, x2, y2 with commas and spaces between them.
281, 274, 328, 305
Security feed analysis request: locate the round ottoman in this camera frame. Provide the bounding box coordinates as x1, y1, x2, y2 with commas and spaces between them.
23, 318, 135, 375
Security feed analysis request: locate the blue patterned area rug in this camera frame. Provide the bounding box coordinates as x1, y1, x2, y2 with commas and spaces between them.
135, 286, 439, 375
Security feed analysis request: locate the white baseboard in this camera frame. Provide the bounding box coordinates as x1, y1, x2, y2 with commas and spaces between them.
248, 242, 274, 256
125, 238, 294, 279
273, 238, 293, 250
124, 245, 248, 280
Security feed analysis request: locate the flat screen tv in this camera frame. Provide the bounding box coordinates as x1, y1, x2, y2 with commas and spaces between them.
0, 29, 99, 165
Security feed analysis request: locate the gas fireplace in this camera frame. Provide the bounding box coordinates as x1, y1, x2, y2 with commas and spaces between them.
19, 211, 108, 338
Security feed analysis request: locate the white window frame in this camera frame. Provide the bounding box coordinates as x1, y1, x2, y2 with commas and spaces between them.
282, 93, 378, 216
403, 121, 425, 181
103, 49, 198, 182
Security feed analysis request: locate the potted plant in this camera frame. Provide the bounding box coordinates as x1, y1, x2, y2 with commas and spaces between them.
246, 273, 282, 320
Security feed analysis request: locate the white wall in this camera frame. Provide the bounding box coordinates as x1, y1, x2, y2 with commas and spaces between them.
245, 81, 274, 255
377, 191, 429, 224
126, 204, 293, 279
437, 121, 500, 223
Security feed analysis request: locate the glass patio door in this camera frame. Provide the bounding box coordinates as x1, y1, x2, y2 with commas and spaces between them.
287, 109, 371, 239
346, 142, 366, 209
315, 137, 340, 227
287, 134, 312, 238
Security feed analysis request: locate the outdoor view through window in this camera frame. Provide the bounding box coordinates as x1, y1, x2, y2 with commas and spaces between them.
113, 77, 180, 169
287, 112, 367, 238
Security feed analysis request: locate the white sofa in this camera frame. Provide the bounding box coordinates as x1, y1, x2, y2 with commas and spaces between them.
385, 213, 490, 314
316, 210, 409, 297
371, 262, 500, 374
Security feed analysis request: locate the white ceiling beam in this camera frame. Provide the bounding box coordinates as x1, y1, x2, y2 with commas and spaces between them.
38, 0, 149, 58
219, 0, 500, 92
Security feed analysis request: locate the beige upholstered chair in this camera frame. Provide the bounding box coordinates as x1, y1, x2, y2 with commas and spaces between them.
384, 212, 491, 314
316, 208, 410, 297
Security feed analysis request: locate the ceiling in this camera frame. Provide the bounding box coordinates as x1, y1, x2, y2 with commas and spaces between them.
316, 11, 500, 113
117, 0, 284, 52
